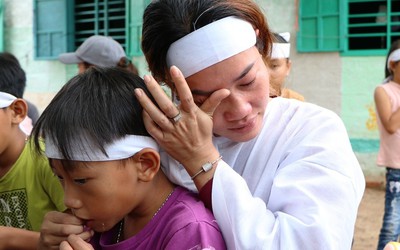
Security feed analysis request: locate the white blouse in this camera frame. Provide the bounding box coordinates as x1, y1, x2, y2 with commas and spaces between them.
161, 97, 365, 249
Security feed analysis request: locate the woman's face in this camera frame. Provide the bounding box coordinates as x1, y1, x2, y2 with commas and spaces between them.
267, 58, 291, 96
186, 46, 269, 142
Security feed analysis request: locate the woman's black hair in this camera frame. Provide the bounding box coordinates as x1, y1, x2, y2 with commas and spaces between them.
31, 67, 156, 162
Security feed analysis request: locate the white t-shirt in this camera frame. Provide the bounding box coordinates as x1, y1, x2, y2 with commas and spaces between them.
161, 97, 365, 249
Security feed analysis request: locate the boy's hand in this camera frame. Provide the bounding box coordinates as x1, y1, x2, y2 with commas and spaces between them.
38, 211, 93, 249
60, 234, 94, 250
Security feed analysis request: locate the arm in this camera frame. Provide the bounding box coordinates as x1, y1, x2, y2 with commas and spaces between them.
0, 226, 39, 250
374, 86, 400, 134
211, 110, 365, 249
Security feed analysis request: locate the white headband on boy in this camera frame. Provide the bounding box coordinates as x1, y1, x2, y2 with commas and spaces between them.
166, 16, 257, 78
271, 32, 291, 59
387, 49, 400, 70
45, 135, 159, 161
0, 92, 17, 108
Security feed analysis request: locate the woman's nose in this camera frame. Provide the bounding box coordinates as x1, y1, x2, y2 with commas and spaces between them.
222, 93, 252, 121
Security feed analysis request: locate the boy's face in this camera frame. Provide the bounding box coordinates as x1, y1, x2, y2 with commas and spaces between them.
0, 108, 13, 154
51, 159, 142, 232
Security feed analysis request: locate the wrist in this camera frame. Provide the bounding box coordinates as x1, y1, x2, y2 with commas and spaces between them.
190, 155, 222, 180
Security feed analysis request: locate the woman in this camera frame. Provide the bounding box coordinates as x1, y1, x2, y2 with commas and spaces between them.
136, 0, 365, 249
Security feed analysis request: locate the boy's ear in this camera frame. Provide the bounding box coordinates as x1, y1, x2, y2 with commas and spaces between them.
132, 148, 160, 182
9, 99, 28, 124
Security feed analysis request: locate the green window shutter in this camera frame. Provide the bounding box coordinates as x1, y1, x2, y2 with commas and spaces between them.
297, 0, 343, 52
0, 0, 3, 52
34, 0, 73, 59
126, 0, 151, 56
74, 1, 125, 49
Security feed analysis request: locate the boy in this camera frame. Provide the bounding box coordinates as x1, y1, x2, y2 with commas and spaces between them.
0, 52, 65, 249
32, 67, 225, 249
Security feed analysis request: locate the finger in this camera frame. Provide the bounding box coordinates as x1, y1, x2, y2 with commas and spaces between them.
135, 88, 174, 130
169, 66, 198, 113
41, 211, 85, 237
76, 229, 95, 242
66, 234, 94, 250
200, 88, 230, 117
142, 110, 164, 140
60, 241, 74, 250
50, 210, 84, 226
144, 74, 180, 118
39, 234, 68, 249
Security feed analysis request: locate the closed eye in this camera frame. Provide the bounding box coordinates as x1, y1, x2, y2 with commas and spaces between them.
241, 78, 256, 87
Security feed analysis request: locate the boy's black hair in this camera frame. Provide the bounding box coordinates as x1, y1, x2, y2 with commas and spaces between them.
32, 67, 156, 162
0, 52, 26, 98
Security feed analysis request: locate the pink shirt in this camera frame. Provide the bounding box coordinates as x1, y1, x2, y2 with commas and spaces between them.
376, 81, 400, 168
90, 186, 226, 250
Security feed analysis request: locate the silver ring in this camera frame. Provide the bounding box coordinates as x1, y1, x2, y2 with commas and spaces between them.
169, 111, 182, 124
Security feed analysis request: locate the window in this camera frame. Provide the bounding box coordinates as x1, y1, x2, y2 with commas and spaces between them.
297, 0, 344, 52
297, 0, 400, 55
34, 0, 151, 59
347, 0, 400, 54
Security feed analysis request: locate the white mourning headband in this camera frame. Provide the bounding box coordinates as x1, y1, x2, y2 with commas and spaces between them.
0, 92, 17, 108
387, 48, 400, 70
271, 32, 291, 59
45, 135, 159, 161
166, 16, 257, 78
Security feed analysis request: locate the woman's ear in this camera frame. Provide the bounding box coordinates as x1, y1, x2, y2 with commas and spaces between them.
9, 99, 28, 124
132, 148, 161, 182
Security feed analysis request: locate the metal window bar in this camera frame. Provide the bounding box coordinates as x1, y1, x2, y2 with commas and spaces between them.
74, 0, 125, 49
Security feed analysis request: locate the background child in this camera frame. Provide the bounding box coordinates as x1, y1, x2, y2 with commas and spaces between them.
375, 40, 400, 250
267, 32, 305, 101
0, 52, 65, 249
58, 35, 138, 75
31, 67, 225, 249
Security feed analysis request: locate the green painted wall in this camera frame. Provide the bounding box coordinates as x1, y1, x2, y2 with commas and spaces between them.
341, 56, 386, 182
341, 56, 384, 139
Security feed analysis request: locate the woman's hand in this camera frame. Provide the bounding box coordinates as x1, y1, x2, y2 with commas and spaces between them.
59, 235, 94, 250
38, 211, 93, 250
135, 66, 229, 189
